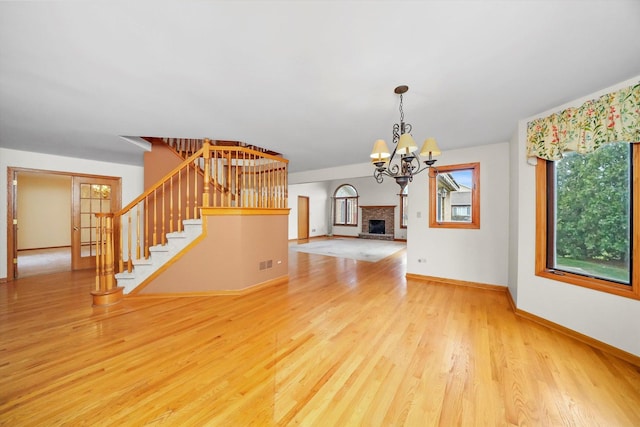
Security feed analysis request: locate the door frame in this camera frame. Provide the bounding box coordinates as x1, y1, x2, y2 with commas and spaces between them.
6, 167, 122, 280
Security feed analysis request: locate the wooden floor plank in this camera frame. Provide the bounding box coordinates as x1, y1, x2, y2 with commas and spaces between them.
1, 246, 639, 426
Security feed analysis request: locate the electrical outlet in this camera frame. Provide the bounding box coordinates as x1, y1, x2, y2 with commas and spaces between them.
416, 211, 422, 218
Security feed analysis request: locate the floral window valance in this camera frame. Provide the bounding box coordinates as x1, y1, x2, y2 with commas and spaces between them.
526, 83, 640, 160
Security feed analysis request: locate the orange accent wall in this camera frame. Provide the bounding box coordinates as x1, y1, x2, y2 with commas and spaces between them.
143, 141, 228, 243
143, 141, 183, 190
137, 213, 289, 294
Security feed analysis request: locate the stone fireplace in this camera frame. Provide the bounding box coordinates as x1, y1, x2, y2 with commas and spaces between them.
359, 205, 395, 240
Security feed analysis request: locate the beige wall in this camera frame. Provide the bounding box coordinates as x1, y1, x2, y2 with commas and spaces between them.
138, 212, 289, 294
17, 173, 71, 250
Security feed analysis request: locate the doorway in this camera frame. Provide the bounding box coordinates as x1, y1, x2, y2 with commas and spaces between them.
7, 168, 122, 279
14, 172, 72, 277
297, 196, 309, 241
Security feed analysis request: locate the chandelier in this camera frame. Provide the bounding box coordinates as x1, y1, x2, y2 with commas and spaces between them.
370, 85, 441, 190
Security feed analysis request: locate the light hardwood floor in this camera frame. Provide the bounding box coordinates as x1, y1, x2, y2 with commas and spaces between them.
1, 247, 639, 426
17, 247, 71, 278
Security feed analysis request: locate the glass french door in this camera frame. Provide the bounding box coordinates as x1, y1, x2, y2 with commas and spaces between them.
71, 176, 121, 270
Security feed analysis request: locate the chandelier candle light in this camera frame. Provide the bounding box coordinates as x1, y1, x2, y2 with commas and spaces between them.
370, 85, 441, 190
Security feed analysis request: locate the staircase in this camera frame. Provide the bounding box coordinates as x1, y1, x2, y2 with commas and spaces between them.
114, 219, 202, 294
92, 138, 289, 306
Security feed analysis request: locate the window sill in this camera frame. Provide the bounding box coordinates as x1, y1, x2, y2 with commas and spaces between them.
536, 269, 640, 300
429, 221, 480, 229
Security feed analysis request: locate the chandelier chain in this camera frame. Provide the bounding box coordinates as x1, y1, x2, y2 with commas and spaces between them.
397, 93, 412, 137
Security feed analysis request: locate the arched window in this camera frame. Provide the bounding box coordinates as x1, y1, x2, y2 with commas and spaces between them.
333, 184, 358, 226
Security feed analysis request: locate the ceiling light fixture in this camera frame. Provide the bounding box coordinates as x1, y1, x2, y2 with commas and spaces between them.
370, 85, 441, 191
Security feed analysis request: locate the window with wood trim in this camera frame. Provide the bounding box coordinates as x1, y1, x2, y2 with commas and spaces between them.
333, 184, 359, 226
535, 141, 640, 299
429, 162, 480, 229
400, 186, 408, 229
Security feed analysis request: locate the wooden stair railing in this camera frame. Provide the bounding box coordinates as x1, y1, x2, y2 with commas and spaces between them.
92, 139, 289, 306
144, 136, 287, 204
161, 137, 203, 159
143, 137, 284, 162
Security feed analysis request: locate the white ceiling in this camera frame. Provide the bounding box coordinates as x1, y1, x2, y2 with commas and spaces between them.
1, 1, 639, 173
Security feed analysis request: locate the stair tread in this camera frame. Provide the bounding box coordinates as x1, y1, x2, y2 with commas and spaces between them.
116, 217, 203, 294
166, 232, 186, 238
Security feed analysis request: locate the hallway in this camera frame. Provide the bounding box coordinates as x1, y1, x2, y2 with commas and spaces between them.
17, 247, 71, 278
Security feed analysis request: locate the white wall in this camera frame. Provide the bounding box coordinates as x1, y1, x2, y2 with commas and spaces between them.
407, 142, 510, 286
507, 130, 520, 302
289, 144, 511, 253
289, 161, 372, 184
329, 176, 407, 240
1, 148, 144, 279
17, 173, 71, 250
287, 181, 331, 239
513, 76, 640, 357
288, 163, 370, 240
289, 166, 409, 240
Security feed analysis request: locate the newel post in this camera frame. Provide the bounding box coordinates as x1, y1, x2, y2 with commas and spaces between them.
92, 213, 123, 307
202, 138, 211, 207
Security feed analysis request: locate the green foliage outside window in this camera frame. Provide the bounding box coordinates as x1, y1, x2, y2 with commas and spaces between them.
553, 142, 630, 283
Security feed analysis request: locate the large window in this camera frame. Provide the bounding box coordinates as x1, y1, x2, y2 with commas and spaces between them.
429, 162, 480, 229
536, 142, 639, 299
333, 184, 358, 226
